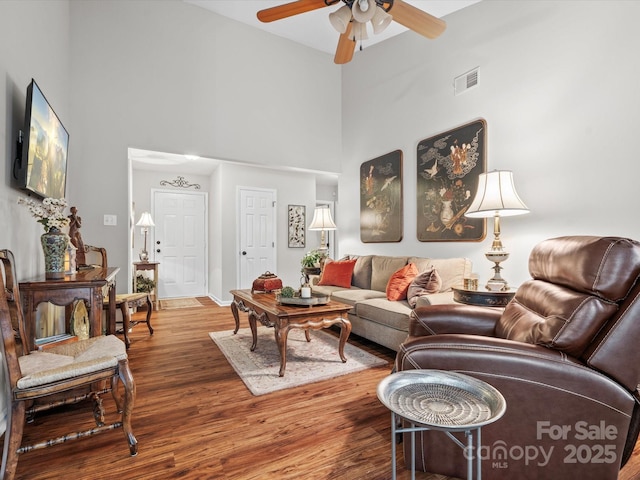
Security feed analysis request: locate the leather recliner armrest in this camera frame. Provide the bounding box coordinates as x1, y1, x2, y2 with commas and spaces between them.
410, 304, 501, 337
396, 333, 634, 429
394, 334, 637, 480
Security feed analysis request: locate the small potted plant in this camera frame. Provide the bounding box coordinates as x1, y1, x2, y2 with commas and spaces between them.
301, 250, 322, 276
135, 274, 155, 293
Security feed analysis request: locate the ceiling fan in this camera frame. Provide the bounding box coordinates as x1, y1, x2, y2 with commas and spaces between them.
257, 0, 446, 64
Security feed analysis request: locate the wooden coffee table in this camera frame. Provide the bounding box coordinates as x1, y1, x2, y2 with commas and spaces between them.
229, 289, 352, 377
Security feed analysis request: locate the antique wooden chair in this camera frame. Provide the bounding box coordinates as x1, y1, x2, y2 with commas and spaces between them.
0, 249, 137, 480
84, 245, 154, 348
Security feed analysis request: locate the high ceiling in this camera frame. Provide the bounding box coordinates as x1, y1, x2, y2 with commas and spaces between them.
185, 1, 481, 55
133, 1, 481, 180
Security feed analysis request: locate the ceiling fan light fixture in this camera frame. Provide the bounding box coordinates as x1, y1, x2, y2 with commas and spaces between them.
350, 21, 368, 42
352, 0, 377, 23
371, 6, 392, 34
329, 4, 352, 34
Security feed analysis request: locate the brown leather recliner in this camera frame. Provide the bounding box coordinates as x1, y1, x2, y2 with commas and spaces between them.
395, 236, 640, 480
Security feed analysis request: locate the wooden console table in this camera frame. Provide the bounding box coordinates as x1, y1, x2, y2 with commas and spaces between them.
19, 267, 119, 352
133, 261, 159, 310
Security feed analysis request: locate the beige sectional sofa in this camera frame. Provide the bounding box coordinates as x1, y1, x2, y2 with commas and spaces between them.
311, 255, 472, 351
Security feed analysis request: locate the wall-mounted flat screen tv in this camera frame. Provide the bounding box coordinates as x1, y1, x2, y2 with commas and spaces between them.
16, 79, 69, 199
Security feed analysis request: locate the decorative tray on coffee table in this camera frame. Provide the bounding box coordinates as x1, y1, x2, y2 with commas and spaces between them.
276, 292, 330, 307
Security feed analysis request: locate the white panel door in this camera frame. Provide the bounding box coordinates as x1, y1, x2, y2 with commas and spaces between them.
239, 188, 276, 289
153, 190, 207, 298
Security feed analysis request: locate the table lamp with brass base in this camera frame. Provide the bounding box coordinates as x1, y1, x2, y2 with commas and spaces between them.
465, 170, 529, 291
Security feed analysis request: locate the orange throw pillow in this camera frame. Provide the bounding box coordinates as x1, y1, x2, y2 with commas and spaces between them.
386, 263, 419, 301
318, 259, 357, 288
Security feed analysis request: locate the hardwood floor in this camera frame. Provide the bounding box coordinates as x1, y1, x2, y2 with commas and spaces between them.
4, 298, 640, 479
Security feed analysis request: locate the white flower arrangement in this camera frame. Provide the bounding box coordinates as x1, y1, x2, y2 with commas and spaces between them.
18, 197, 70, 232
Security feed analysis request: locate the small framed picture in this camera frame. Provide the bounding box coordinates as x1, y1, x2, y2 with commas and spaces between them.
288, 205, 305, 248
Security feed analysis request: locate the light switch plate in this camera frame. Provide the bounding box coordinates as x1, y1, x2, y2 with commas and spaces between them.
103, 214, 117, 226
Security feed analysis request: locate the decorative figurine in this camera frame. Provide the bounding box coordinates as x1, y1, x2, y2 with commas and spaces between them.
68, 206, 86, 266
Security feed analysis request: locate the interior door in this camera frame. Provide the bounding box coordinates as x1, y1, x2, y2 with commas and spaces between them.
238, 188, 276, 289
153, 190, 207, 298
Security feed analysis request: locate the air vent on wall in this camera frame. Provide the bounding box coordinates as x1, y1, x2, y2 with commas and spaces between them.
454, 67, 479, 95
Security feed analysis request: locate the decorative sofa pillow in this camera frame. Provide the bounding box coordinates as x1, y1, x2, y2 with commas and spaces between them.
317, 259, 357, 288
386, 263, 419, 301
407, 267, 442, 308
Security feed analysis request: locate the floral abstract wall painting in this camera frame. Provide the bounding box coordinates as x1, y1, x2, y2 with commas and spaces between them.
360, 150, 403, 243
288, 205, 306, 248
417, 119, 487, 242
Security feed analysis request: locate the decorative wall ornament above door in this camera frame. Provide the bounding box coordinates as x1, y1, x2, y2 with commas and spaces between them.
159, 176, 201, 189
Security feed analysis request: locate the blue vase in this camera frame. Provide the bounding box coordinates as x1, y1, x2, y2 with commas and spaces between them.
41, 228, 69, 279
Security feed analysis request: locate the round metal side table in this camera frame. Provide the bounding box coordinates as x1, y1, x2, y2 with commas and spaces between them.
377, 370, 506, 480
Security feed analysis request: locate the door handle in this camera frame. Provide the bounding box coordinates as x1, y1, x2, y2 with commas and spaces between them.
242, 251, 247, 255
156, 249, 161, 253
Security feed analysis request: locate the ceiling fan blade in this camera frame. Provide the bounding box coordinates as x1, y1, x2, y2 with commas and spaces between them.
334, 22, 356, 64
257, 0, 329, 23
389, 0, 446, 39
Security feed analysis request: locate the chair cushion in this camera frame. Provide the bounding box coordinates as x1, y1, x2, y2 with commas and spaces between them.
104, 292, 149, 306
497, 236, 640, 358
17, 335, 127, 389
496, 279, 619, 357
529, 236, 640, 301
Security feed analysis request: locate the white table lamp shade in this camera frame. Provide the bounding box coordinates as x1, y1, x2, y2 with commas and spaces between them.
465, 170, 529, 218
309, 206, 337, 231
136, 212, 155, 228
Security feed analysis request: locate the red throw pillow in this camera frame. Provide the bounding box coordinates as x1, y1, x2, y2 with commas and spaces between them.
386, 263, 419, 301
317, 259, 357, 288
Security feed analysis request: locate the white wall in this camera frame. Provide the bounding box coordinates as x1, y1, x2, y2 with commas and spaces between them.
0, 0, 71, 438
67, 0, 342, 292
0, 1, 71, 279
214, 162, 317, 303
339, 0, 640, 288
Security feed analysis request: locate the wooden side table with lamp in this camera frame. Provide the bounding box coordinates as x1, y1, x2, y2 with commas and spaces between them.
133, 211, 159, 310
458, 170, 528, 308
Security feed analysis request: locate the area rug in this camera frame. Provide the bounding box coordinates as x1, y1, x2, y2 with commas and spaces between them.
159, 298, 203, 310
209, 327, 388, 396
